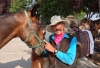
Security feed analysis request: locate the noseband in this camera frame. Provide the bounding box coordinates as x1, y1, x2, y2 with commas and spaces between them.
23, 11, 43, 48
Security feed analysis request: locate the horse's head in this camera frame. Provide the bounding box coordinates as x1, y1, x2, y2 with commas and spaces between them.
92, 19, 100, 30
81, 18, 99, 30
18, 4, 45, 55
81, 18, 92, 30
81, 18, 98, 39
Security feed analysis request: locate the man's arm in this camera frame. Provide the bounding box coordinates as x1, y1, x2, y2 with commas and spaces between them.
56, 37, 77, 65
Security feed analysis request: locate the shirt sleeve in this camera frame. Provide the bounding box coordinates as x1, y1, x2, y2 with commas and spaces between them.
56, 37, 77, 65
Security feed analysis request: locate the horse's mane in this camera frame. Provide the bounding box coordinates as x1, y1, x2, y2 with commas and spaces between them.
81, 18, 93, 24
64, 15, 81, 27
63, 15, 81, 34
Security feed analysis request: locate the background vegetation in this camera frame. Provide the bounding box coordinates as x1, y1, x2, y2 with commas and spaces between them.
0, 0, 99, 24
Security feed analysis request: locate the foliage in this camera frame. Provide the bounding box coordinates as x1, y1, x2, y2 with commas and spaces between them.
74, 11, 86, 20
0, 0, 11, 14
83, 0, 99, 13
0, 0, 99, 23
36, 0, 76, 22
9, 0, 33, 12
35, 0, 99, 23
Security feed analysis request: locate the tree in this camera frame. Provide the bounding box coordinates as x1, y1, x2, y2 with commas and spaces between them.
74, 11, 86, 20
35, 0, 99, 23
9, 0, 33, 12
83, 0, 100, 19
0, 0, 11, 14
10, 0, 27, 12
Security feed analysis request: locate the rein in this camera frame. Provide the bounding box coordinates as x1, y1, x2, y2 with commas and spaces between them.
23, 11, 43, 48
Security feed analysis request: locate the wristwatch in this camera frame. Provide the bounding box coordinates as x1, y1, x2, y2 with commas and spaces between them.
54, 49, 58, 55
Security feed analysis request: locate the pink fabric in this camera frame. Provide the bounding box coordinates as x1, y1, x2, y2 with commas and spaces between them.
54, 32, 64, 45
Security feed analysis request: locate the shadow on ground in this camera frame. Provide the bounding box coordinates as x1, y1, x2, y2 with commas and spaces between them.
0, 57, 31, 68
89, 39, 100, 67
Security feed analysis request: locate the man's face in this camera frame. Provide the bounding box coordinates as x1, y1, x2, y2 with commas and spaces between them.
51, 22, 65, 35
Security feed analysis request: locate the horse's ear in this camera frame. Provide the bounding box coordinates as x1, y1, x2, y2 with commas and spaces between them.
31, 4, 40, 17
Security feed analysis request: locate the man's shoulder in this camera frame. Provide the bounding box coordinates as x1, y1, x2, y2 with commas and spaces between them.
64, 33, 76, 43
66, 33, 75, 38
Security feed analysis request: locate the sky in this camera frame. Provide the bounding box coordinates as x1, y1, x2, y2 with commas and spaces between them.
85, 13, 100, 20
90, 14, 100, 20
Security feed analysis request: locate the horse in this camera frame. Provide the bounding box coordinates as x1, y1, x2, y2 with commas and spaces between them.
0, 4, 46, 68
92, 19, 100, 30
63, 15, 96, 59
81, 18, 99, 40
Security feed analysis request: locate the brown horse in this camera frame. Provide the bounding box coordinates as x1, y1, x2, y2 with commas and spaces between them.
81, 18, 99, 40
0, 4, 45, 68
92, 19, 100, 30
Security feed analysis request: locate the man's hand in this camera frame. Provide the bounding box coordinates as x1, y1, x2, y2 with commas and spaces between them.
44, 40, 56, 53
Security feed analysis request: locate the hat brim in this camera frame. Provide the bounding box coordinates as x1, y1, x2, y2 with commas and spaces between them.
46, 20, 70, 32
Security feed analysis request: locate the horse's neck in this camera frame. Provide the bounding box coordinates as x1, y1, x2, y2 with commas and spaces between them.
98, 24, 100, 29
32, 51, 42, 68
0, 14, 22, 48
0, 25, 21, 49
92, 20, 100, 29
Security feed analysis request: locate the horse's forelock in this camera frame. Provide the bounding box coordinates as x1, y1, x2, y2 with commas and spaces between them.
31, 4, 40, 17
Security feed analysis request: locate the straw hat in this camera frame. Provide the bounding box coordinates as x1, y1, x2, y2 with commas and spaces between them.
46, 15, 70, 32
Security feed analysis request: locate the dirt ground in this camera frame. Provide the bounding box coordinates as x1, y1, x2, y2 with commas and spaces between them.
88, 38, 100, 67
0, 37, 100, 68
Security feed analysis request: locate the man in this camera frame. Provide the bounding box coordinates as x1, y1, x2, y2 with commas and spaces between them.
43, 15, 77, 68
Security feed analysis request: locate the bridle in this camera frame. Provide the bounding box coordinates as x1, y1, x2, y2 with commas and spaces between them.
23, 11, 44, 48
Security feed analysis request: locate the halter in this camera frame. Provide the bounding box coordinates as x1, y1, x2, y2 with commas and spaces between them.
23, 11, 43, 48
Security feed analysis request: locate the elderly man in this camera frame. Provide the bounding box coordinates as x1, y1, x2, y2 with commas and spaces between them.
44, 15, 77, 68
